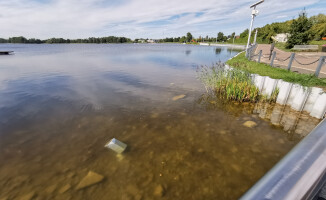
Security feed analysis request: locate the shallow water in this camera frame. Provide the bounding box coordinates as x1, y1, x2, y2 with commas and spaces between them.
0, 44, 320, 200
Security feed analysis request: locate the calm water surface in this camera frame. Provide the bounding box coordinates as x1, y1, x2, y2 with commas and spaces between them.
0, 44, 320, 200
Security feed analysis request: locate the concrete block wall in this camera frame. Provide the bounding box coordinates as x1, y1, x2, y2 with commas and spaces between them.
251, 74, 326, 119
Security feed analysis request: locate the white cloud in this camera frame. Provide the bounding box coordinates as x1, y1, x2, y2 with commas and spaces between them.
0, 0, 323, 39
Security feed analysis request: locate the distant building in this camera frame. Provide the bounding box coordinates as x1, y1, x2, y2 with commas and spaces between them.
147, 39, 160, 43
273, 33, 291, 43
138, 39, 146, 43
235, 36, 240, 39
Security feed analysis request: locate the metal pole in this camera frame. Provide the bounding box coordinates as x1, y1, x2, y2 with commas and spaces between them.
315, 56, 326, 77
270, 51, 276, 67
287, 53, 295, 71
246, 7, 256, 55
246, 46, 250, 58
258, 50, 262, 63
254, 29, 258, 44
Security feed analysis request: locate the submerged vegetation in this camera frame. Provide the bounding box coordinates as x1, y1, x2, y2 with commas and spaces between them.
197, 62, 278, 103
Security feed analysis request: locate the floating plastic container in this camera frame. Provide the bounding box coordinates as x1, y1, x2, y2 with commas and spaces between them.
104, 138, 127, 154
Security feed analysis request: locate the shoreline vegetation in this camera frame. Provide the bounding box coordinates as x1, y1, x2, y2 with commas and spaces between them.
197, 51, 326, 103
197, 62, 278, 103
0, 36, 132, 44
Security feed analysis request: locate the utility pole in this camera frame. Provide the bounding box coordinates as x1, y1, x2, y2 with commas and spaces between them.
246, 0, 264, 54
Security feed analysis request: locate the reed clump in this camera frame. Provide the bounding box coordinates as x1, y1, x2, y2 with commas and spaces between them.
197, 62, 277, 103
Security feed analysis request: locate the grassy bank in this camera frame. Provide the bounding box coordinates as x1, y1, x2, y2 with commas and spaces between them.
226, 52, 326, 89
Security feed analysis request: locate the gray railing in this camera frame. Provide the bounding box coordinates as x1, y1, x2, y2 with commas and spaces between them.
240, 118, 326, 200
249, 50, 326, 77
246, 44, 258, 59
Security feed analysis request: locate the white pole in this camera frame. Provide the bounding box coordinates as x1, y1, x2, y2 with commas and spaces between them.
254, 29, 258, 44
246, 7, 256, 54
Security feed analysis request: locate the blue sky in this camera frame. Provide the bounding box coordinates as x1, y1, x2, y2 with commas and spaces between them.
0, 0, 325, 39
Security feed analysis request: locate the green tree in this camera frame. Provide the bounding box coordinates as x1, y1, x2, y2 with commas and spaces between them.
179, 36, 186, 43
9, 36, 27, 43
186, 32, 193, 42
217, 32, 224, 42
240, 29, 249, 38
231, 32, 235, 38
309, 14, 326, 40
286, 10, 312, 48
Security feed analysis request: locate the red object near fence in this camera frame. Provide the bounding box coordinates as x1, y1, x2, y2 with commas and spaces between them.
322, 37, 326, 41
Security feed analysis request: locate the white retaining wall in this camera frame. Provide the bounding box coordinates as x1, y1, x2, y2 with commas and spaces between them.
251, 73, 326, 119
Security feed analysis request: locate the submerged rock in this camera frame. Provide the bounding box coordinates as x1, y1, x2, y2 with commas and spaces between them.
45, 184, 57, 194
126, 184, 141, 197
231, 164, 242, 173
154, 184, 165, 197
18, 192, 35, 200
243, 121, 257, 128
172, 94, 186, 101
76, 171, 104, 190
59, 184, 71, 194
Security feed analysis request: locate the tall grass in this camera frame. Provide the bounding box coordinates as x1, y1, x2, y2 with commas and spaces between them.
197, 62, 261, 102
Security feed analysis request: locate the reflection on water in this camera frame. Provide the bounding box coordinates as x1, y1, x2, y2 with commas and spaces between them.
199, 94, 320, 139
0, 44, 318, 200
215, 48, 221, 55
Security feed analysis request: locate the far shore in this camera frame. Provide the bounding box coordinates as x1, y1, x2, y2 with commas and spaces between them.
199, 42, 246, 50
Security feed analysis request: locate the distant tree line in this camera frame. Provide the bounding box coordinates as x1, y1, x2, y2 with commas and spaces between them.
2, 12, 324, 48
153, 12, 325, 48
0, 36, 132, 44
142, 32, 235, 44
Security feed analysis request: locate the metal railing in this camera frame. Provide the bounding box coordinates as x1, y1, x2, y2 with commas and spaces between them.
248, 50, 326, 77
240, 118, 326, 200
246, 44, 258, 59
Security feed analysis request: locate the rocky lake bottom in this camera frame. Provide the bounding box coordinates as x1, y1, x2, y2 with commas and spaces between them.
0, 44, 321, 200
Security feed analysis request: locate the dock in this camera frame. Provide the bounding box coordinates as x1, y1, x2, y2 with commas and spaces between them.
0, 51, 14, 55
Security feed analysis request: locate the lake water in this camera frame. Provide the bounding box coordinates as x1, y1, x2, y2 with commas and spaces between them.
0, 44, 320, 200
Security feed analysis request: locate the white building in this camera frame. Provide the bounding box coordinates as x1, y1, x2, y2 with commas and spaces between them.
273, 33, 291, 43
147, 39, 160, 43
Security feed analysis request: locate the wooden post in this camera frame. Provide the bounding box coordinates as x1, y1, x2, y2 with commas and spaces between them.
270, 51, 276, 67
287, 53, 295, 71
258, 50, 262, 63
315, 56, 326, 77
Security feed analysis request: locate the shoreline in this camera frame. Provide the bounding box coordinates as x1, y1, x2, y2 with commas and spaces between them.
199, 42, 246, 50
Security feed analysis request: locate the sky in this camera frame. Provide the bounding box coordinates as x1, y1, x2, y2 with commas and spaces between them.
0, 0, 325, 40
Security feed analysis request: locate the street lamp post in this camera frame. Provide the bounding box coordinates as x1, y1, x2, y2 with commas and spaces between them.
246, 0, 264, 56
